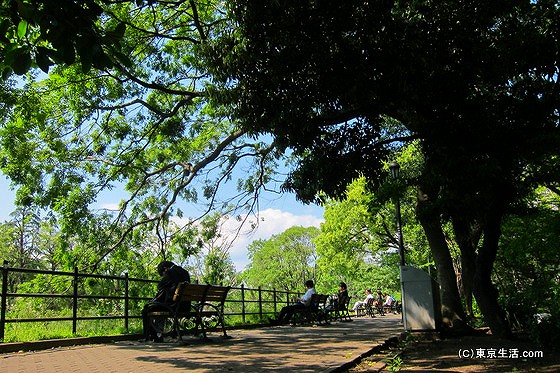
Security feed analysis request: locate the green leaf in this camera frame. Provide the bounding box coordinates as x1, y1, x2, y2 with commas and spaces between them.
0, 19, 10, 40
36, 47, 53, 73
113, 22, 126, 39
62, 44, 76, 65
104, 22, 126, 45
112, 50, 132, 67
1, 67, 12, 79
7, 47, 31, 75
17, 20, 28, 39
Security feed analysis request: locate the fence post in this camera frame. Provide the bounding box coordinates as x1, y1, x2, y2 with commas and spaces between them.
0, 260, 9, 342
258, 286, 262, 319
124, 272, 129, 333
72, 267, 78, 335
241, 283, 246, 323
273, 288, 277, 314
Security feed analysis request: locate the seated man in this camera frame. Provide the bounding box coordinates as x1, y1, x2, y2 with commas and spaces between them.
270, 280, 316, 325
140, 260, 190, 342
351, 288, 374, 316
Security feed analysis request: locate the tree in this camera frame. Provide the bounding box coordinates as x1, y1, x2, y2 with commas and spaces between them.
211, 0, 560, 336
241, 226, 319, 291
7, 206, 42, 268
0, 0, 131, 76
494, 187, 560, 321
183, 213, 238, 285
316, 177, 400, 293
0, 1, 285, 272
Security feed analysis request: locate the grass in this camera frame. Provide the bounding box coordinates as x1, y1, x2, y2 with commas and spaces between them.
3, 319, 143, 343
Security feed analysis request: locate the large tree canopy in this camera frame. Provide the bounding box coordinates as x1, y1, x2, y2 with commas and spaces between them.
214, 0, 560, 198
209, 0, 560, 336
0, 1, 287, 271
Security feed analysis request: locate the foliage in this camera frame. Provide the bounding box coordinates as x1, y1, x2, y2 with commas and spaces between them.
0, 0, 559, 340
241, 226, 320, 291
175, 213, 238, 285
387, 355, 403, 372
0, 0, 288, 274
0, 0, 122, 76
494, 186, 560, 340
210, 0, 560, 335
315, 177, 398, 295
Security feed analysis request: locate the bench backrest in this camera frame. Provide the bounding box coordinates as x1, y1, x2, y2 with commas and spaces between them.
308, 293, 329, 309
203, 285, 231, 304
173, 283, 231, 306
317, 294, 329, 306
338, 294, 351, 310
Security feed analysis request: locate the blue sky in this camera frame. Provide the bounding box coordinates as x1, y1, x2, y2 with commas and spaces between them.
0, 174, 324, 270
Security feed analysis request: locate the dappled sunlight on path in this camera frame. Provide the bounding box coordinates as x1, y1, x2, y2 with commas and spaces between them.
0, 314, 403, 372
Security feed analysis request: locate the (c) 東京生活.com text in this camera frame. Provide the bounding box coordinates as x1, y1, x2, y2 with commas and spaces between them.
458, 348, 544, 359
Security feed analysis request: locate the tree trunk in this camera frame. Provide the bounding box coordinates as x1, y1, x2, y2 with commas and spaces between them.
473, 206, 512, 338
452, 217, 481, 318
416, 188, 468, 330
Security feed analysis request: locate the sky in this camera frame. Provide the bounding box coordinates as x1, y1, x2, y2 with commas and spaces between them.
210, 204, 324, 271
0, 175, 325, 271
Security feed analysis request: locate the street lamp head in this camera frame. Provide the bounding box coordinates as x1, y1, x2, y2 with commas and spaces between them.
389, 161, 400, 179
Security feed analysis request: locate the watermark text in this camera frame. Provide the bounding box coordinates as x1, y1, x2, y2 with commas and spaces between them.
458, 348, 544, 359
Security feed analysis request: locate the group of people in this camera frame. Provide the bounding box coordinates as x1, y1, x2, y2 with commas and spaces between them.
269, 280, 398, 325
351, 289, 396, 316
141, 262, 397, 341
269, 280, 351, 325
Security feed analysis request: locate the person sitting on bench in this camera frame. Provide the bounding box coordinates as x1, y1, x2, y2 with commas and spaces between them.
325, 282, 348, 315
383, 293, 396, 308
140, 260, 190, 342
270, 280, 316, 325
351, 288, 374, 316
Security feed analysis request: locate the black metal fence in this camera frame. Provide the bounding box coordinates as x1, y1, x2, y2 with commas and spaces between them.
0, 261, 299, 342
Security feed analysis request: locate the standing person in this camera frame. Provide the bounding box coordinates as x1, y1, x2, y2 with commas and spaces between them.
351, 288, 374, 315
270, 280, 316, 325
140, 260, 190, 342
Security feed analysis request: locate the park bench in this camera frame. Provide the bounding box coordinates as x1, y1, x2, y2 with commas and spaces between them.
326, 294, 352, 322
364, 297, 385, 317
147, 282, 231, 341
355, 297, 383, 317
383, 300, 402, 314
292, 293, 330, 325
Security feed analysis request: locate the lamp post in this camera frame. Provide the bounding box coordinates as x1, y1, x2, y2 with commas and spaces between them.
389, 161, 405, 267
390, 161, 408, 330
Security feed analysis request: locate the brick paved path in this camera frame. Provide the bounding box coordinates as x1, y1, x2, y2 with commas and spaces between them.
0, 314, 403, 372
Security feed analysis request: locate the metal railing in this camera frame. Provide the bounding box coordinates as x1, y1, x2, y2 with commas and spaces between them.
0, 261, 299, 342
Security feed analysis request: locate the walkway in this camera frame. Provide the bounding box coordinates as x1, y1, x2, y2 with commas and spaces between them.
0, 314, 403, 372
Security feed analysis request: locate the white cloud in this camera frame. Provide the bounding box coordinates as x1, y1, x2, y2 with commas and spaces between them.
220, 208, 324, 271
101, 202, 323, 272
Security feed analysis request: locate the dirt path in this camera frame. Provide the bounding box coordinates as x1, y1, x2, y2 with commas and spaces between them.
347, 331, 560, 372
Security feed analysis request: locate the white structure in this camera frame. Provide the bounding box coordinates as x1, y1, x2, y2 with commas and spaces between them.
400, 265, 441, 331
